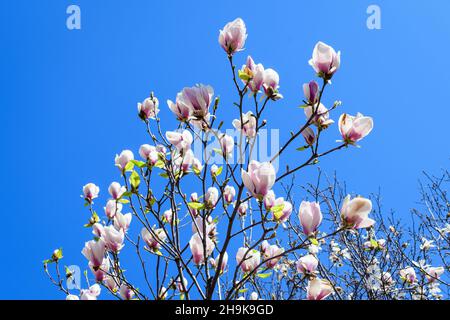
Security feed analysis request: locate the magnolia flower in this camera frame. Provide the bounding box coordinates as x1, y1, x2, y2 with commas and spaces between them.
83, 183, 100, 203
89, 257, 110, 282
104, 276, 118, 293
66, 294, 79, 300
139, 144, 159, 165
298, 201, 323, 237
220, 134, 234, 158
296, 254, 319, 275
80, 284, 101, 301
219, 18, 247, 55
141, 227, 167, 252
180, 85, 214, 119
113, 212, 132, 232
223, 185, 236, 203
210, 164, 220, 176
420, 237, 435, 251
108, 182, 126, 200
191, 216, 217, 239
263, 190, 276, 210
189, 232, 215, 265
241, 160, 276, 199
175, 276, 188, 293
167, 93, 192, 122
381, 272, 395, 286
163, 209, 174, 224
340, 195, 375, 229
210, 252, 228, 273
236, 247, 261, 273
119, 284, 135, 300
263, 68, 282, 100
425, 266, 445, 282
400, 267, 417, 284
338, 113, 373, 144
102, 225, 125, 253
192, 156, 203, 173
92, 223, 104, 238
301, 127, 316, 146
138, 96, 159, 120
173, 149, 196, 173
304, 103, 334, 128
115, 150, 134, 172
307, 278, 333, 300
250, 292, 259, 300
303, 81, 319, 105
309, 41, 340, 78
240, 56, 265, 93
104, 200, 123, 219
237, 201, 248, 216
272, 197, 293, 222
233, 111, 257, 138
166, 130, 193, 153
205, 187, 219, 208
82, 239, 106, 268
262, 242, 284, 268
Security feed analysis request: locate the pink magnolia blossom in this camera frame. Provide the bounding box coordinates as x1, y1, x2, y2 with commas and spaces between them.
220, 134, 234, 158
304, 103, 334, 128
119, 284, 135, 300
261, 241, 284, 268
400, 267, 417, 284
301, 127, 316, 146
82, 239, 105, 268
309, 41, 340, 78
163, 209, 174, 224
66, 294, 79, 300
113, 212, 132, 233
298, 201, 323, 237
425, 266, 445, 282
83, 183, 99, 203
80, 284, 101, 300
237, 201, 248, 216
167, 94, 192, 122
240, 56, 265, 93
340, 195, 375, 229
178, 84, 214, 119
263, 190, 276, 210
141, 227, 167, 252
108, 182, 125, 200
233, 111, 257, 138
104, 200, 122, 219
89, 257, 110, 282
236, 247, 261, 273
262, 68, 282, 100
241, 160, 276, 199
189, 232, 215, 265
219, 18, 247, 55
307, 278, 333, 300
272, 197, 293, 223
205, 187, 219, 208
223, 185, 236, 203
296, 254, 319, 275
210, 252, 228, 273
137, 96, 159, 120
303, 80, 319, 105
191, 216, 217, 238
101, 225, 125, 253
338, 113, 374, 144
165, 130, 193, 153
115, 150, 134, 172
139, 144, 159, 165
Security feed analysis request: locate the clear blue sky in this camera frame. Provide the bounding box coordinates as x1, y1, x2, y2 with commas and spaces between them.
1, 0, 449, 299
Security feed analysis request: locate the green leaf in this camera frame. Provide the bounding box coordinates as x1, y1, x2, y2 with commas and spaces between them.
159, 172, 169, 179
238, 288, 248, 293
124, 161, 135, 172
310, 238, 319, 246
238, 70, 251, 81
214, 166, 223, 176
298, 104, 309, 109
131, 160, 146, 168
187, 202, 205, 210
212, 148, 223, 155
122, 191, 133, 198
296, 146, 309, 151
119, 199, 130, 204
154, 160, 165, 169
256, 272, 272, 279
51, 248, 63, 261
129, 171, 141, 189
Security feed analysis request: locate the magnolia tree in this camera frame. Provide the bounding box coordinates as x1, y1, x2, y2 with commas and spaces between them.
44, 18, 446, 300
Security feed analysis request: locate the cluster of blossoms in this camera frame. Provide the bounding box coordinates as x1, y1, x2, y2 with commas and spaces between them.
44, 17, 446, 301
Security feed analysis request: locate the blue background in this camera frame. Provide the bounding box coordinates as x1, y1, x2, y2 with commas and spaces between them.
1, 0, 449, 299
